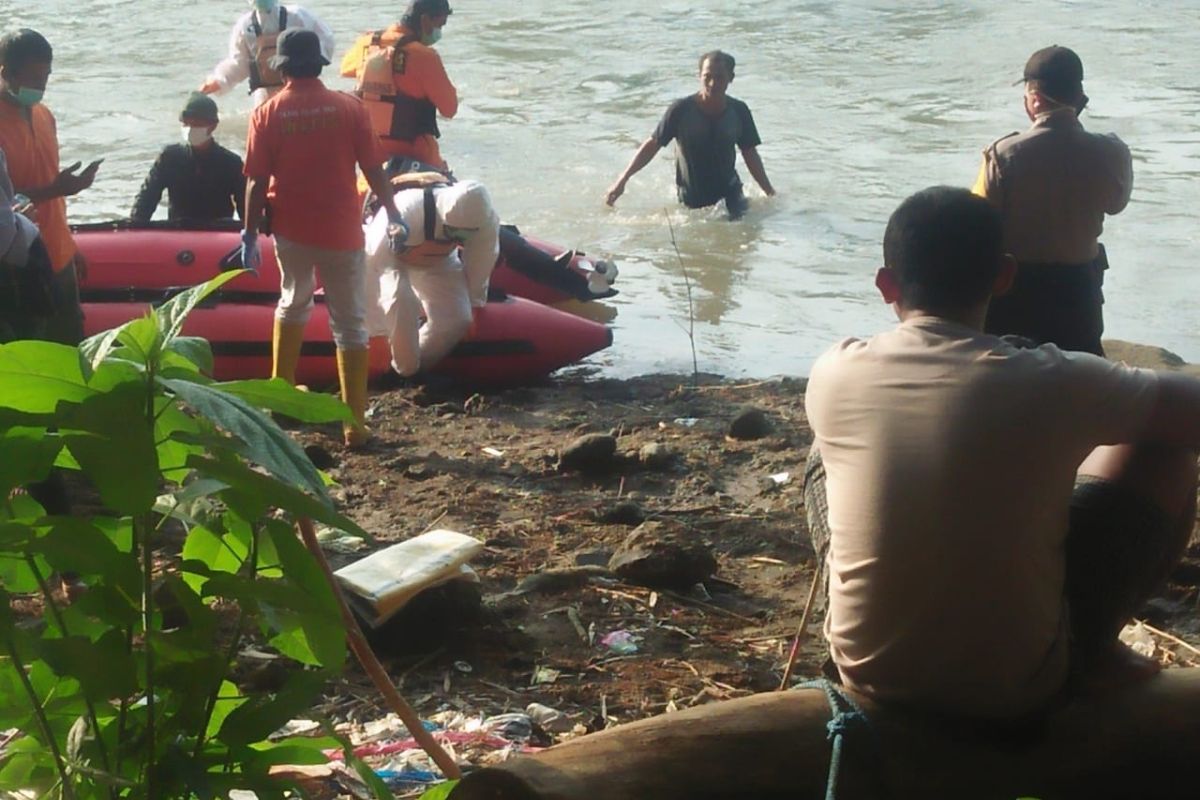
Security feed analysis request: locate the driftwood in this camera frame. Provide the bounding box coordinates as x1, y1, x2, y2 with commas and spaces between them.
452, 669, 1200, 800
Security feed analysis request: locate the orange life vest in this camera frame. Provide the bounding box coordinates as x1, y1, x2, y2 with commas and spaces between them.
248, 7, 288, 92
404, 186, 458, 265
353, 29, 440, 142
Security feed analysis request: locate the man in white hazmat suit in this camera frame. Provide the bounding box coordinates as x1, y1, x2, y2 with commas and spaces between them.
365, 179, 499, 376
199, 0, 334, 108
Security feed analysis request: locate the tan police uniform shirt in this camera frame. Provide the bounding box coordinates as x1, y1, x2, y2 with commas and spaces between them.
805, 316, 1158, 719
977, 108, 1132, 265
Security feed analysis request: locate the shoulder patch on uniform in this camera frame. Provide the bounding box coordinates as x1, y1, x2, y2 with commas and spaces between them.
989, 131, 1019, 149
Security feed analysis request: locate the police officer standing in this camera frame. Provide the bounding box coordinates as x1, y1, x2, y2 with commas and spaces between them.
972, 46, 1132, 356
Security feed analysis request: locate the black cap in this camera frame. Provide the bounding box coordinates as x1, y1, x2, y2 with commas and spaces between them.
180, 91, 219, 123
407, 0, 453, 17
269, 28, 330, 71
1021, 46, 1084, 99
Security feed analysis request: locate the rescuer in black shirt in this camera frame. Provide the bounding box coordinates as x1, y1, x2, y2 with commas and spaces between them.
131, 92, 245, 223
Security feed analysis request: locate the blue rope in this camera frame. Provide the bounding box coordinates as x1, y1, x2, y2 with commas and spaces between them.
795, 679, 876, 800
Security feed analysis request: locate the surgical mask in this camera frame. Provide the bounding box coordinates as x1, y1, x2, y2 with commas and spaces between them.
251, 0, 276, 10
422, 28, 443, 46
182, 126, 213, 147
6, 87, 43, 107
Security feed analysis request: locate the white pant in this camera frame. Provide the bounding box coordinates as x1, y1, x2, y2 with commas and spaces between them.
371, 261, 473, 376
274, 235, 369, 350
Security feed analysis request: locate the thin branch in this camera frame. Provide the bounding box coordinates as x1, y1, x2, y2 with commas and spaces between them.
25, 556, 114, 790
664, 210, 699, 383
4, 630, 76, 800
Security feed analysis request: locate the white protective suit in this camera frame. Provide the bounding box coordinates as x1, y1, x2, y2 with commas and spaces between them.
365, 181, 500, 376
205, 2, 335, 107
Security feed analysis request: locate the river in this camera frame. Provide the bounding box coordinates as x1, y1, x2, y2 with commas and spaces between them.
9, 0, 1200, 377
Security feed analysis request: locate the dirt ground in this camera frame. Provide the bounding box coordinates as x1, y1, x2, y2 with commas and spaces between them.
297, 337, 1200, 743
304, 371, 822, 732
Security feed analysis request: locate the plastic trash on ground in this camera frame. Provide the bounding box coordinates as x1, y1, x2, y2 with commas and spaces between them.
600, 630, 641, 655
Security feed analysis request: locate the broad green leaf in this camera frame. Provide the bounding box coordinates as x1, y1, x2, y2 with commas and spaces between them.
187, 456, 366, 540
0, 552, 49, 593
217, 669, 329, 746
163, 378, 329, 502
215, 379, 354, 424
115, 314, 163, 365
34, 518, 141, 594
79, 325, 124, 377
181, 524, 246, 594
246, 735, 341, 767
417, 782, 460, 800
0, 340, 95, 412
155, 398, 205, 483
206, 680, 247, 741
60, 382, 159, 515
167, 336, 215, 375
0, 427, 61, 498
38, 630, 137, 700
157, 271, 244, 345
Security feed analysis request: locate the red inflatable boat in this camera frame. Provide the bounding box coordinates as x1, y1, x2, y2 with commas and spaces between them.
74, 221, 618, 306
74, 220, 613, 386
81, 290, 612, 387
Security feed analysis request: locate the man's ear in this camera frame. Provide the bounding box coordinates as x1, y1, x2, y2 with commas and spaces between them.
992, 254, 1018, 297
875, 266, 901, 304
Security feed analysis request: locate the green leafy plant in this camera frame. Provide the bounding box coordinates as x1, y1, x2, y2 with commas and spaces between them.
0, 273, 380, 798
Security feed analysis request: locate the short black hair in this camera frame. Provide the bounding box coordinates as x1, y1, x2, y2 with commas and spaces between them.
281, 61, 322, 79
883, 187, 1004, 313
402, 0, 453, 30
0, 29, 52, 73
699, 50, 735, 76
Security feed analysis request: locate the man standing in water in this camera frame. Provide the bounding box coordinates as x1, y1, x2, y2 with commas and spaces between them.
241, 29, 405, 447
131, 93, 245, 223
200, 0, 335, 108
340, 0, 458, 171
605, 51, 774, 219
806, 185, 1198, 723
972, 46, 1132, 356
0, 28, 101, 346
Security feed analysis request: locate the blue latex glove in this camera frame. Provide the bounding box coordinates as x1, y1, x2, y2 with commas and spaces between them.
386, 209, 410, 254
240, 230, 261, 274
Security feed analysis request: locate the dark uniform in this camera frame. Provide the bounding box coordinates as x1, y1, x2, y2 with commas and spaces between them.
130, 142, 245, 223
974, 47, 1133, 356
654, 95, 761, 218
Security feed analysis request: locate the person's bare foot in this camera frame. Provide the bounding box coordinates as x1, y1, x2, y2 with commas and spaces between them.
1076, 641, 1161, 695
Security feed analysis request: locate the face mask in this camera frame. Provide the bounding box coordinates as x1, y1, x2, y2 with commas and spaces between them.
251, 0, 276, 10
7, 87, 43, 107
422, 28, 443, 46
182, 126, 213, 147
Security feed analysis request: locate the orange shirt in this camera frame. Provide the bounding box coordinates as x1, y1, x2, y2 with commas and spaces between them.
340, 24, 458, 168
0, 101, 76, 271
244, 78, 382, 251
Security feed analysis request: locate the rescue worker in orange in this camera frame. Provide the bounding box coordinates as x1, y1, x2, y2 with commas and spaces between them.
340, 0, 458, 170
241, 29, 406, 448
0, 28, 102, 346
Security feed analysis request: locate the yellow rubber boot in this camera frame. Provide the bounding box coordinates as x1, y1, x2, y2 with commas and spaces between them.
336, 348, 371, 447
271, 319, 308, 385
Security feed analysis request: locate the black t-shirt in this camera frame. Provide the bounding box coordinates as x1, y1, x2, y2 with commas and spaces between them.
130, 142, 246, 223
653, 94, 761, 208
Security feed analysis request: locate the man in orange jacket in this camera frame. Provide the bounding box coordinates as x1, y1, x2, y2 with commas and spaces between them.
340, 0, 458, 170
0, 28, 102, 345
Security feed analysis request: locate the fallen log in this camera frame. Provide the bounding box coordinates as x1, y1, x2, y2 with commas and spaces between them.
452, 669, 1200, 799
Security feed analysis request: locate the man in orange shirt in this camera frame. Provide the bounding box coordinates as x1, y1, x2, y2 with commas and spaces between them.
340, 0, 458, 170
242, 28, 406, 447
0, 28, 101, 345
